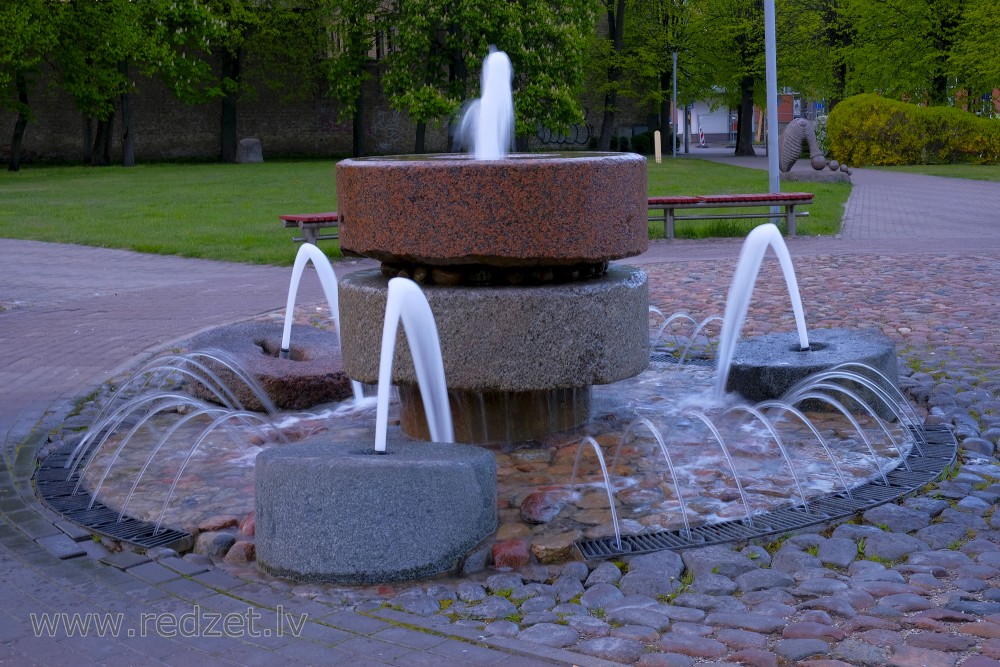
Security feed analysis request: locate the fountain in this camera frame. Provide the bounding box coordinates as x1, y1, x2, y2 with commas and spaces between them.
336, 50, 649, 445
36, 49, 951, 586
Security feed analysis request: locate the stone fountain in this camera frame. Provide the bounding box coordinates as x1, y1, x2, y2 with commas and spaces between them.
336, 152, 651, 444
48, 52, 932, 587
254, 51, 651, 582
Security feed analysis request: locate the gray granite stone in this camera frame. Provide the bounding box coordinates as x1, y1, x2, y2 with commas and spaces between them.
818, 537, 858, 568
863, 504, 932, 533
775, 638, 829, 661
255, 440, 496, 584
517, 622, 579, 647
682, 545, 757, 578
735, 568, 795, 592
575, 636, 646, 663
862, 532, 929, 561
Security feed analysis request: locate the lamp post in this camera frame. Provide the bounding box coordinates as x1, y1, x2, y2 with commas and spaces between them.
672, 50, 678, 158
764, 0, 780, 193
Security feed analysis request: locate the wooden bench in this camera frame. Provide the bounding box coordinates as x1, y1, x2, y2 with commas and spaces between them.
280, 212, 339, 244
648, 192, 814, 239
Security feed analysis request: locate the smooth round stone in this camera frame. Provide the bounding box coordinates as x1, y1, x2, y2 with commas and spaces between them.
255, 439, 496, 583
337, 152, 648, 267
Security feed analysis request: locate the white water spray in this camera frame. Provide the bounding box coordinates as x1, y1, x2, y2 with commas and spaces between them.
457, 48, 514, 160
374, 278, 454, 452
714, 223, 809, 399
281, 243, 341, 355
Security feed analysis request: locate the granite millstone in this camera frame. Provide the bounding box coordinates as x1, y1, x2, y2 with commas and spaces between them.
725, 327, 898, 418
186, 321, 351, 411
254, 439, 496, 584
338, 265, 649, 390
336, 152, 648, 267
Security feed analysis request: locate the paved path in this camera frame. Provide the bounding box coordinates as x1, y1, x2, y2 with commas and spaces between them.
1, 158, 999, 666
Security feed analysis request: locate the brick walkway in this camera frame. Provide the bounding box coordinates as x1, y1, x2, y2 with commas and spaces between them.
2, 159, 999, 665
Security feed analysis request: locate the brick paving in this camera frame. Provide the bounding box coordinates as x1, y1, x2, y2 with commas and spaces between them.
2, 158, 1000, 665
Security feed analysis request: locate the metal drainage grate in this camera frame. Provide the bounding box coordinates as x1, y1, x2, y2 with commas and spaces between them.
577, 424, 957, 560
35, 441, 192, 552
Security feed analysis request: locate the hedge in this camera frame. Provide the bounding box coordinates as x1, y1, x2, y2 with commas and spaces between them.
827, 94, 1000, 165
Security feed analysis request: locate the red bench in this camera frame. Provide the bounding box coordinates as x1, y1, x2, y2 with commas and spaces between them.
280, 212, 339, 244
648, 192, 814, 239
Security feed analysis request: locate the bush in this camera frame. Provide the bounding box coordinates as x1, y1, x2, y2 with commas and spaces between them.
630, 131, 653, 155
828, 94, 1000, 165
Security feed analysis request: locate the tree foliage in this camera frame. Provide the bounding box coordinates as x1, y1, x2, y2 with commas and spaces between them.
383, 0, 598, 151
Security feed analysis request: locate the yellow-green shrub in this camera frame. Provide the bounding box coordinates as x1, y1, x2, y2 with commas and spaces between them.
827, 94, 1000, 165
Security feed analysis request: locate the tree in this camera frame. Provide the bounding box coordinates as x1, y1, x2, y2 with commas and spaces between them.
0, 0, 57, 171
684, 0, 766, 156
595, 0, 626, 151
774, 0, 850, 110
839, 0, 966, 105
383, 0, 598, 153
949, 0, 1000, 113
50, 0, 149, 165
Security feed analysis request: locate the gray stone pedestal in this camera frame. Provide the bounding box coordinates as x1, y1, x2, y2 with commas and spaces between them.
726, 327, 899, 418
255, 439, 497, 583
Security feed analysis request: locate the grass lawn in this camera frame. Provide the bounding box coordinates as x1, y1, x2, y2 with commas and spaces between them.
0, 157, 850, 266
870, 164, 1000, 182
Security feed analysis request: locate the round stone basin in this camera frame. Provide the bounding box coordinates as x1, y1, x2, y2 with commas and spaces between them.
336, 152, 648, 268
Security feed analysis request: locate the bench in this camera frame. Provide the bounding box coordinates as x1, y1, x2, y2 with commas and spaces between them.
648, 192, 814, 239
280, 212, 339, 244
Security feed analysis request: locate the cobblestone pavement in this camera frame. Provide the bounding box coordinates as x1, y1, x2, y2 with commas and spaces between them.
3, 161, 1000, 666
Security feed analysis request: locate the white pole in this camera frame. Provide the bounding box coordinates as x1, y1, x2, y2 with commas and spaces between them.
764, 0, 780, 194
672, 50, 678, 159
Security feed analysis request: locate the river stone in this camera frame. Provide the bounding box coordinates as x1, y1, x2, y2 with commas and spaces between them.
517, 622, 580, 648
862, 532, 929, 561
682, 545, 758, 578
776, 638, 830, 661
576, 636, 647, 663
863, 504, 932, 533
818, 537, 858, 568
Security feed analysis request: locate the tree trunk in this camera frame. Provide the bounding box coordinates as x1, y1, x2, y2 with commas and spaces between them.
119, 61, 135, 167
352, 85, 365, 157
8, 72, 30, 172
659, 71, 672, 136
734, 75, 756, 157
414, 120, 426, 153
598, 0, 626, 151
92, 113, 115, 166
220, 48, 243, 163
83, 117, 93, 164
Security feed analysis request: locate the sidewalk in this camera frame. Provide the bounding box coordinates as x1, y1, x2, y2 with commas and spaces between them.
2, 160, 999, 666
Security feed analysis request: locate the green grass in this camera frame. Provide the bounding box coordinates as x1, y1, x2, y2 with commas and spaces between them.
1, 157, 851, 265
647, 158, 851, 239
0, 161, 339, 266
870, 164, 1000, 181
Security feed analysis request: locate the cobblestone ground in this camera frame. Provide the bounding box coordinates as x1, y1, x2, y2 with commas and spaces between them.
13, 249, 1000, 667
